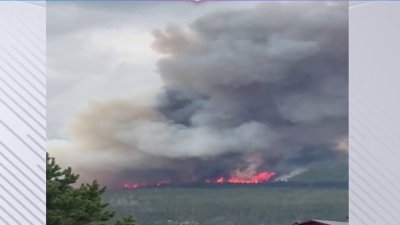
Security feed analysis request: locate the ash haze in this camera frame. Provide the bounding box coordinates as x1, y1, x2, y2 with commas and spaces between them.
48, 2, 348, 188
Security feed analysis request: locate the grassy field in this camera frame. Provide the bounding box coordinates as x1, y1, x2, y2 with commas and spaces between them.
104, 185, 348, 225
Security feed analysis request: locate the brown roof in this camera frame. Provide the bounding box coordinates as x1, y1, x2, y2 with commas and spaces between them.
293, 219, 349, 225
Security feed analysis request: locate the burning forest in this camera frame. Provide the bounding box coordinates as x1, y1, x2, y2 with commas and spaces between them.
48, 3, 348, 189
205, 171, 276, 185
123, 170, 277, 189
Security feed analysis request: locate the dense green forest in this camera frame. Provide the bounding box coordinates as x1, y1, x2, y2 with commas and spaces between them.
105, 185, 348, 225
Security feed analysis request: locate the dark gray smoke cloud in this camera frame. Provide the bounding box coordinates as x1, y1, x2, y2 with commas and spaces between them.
49, 3, 348, 187
151, 2, 348, 170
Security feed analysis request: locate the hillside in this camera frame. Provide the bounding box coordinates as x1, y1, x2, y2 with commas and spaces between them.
290, 162, 349, 183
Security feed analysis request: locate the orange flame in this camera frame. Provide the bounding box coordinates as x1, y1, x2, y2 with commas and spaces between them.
122, 171, 276, 189
205, 171, 276, 184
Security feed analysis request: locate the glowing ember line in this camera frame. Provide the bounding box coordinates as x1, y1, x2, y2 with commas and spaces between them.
122, 171, 276, 189
205, 171, 276, 184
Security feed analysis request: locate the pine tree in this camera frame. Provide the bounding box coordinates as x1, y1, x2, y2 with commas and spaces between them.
47, 153, 136, 225
115, 216, 137, 225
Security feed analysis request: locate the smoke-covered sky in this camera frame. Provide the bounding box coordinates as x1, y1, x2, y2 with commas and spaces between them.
48, 2, 348, 188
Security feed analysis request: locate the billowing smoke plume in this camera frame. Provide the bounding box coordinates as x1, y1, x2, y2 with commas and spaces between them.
48, 3, 348, 188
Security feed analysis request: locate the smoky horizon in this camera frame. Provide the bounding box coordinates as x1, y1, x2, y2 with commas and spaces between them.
47, 2, 348, 189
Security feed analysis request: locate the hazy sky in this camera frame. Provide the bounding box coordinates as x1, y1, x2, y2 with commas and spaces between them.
47, 2, 258, 139
48, 2, 348, 187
